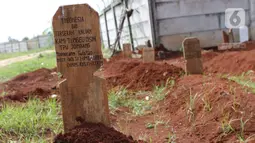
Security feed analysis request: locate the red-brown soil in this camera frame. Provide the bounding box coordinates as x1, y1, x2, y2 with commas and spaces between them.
0, 68, 58, 102
203, 48, 255, 75
164, 47, 255, 75
103, 58, 184, 91
54, 122, 144, 143
114, 75, 255, 142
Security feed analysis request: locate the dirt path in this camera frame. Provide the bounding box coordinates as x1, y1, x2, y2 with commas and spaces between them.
0, 50, 55, 67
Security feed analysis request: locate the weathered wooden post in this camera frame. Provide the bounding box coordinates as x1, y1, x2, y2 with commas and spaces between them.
182, 37, 203, 74
143, 48, 155, 63
123, 43, 132, 58
52, 4, 110, 132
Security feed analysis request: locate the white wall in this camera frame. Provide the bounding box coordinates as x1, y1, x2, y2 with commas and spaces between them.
153, 0, 251, 51
0, 35, 53, 53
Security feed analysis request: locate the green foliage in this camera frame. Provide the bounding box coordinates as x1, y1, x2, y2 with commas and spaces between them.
0, 98, 63, 142
101, 47, 112, 59
109, 80, 175, 116
0, 52, 56, 82
108, 87, 148, 116
202, 97, 213, 112
226, 71, 255, 94
167, 131, 177, 143
187, 90, 199, 123
145, 123, 154, 129
220, 113, 236, 135
109, 88, 150, 115
238, 118, 250, 140
151, 79, 175, 101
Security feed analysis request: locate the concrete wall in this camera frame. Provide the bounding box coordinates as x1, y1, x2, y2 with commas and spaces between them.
0, 35, 53, 53
99, 0, 153, 49
152, 0, 251, 51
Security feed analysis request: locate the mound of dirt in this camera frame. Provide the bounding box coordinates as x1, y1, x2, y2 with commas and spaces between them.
117, 75, 255, 142
0, 68, 58, 102
162, 75, 255, 142
54, 122, 144, 143
103, 59, 184, 91
204, 48, 255, 74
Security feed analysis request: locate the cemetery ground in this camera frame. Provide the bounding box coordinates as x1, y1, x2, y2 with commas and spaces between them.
0, 47, 255, 142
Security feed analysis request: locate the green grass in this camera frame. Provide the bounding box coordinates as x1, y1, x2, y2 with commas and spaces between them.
108, 80, 175, 116
0, 98, 63, 142
108, 87, 149, 116
0, 52, 56, 82
0, 47, 54, 61
101, 47, 112, 59
226, 71, 255, 93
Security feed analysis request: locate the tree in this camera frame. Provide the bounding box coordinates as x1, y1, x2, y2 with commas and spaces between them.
8, 36, 19, 42
22, 37, 29, 41
43, 27, 53, 35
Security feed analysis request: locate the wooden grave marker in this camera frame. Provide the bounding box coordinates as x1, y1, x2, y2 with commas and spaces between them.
182, 37, 203, 74
143, 48, 155, 63
53, 4, 110, 132
123, 43, 132, 58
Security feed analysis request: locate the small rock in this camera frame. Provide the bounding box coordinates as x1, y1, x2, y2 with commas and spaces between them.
51, 94, 58, 98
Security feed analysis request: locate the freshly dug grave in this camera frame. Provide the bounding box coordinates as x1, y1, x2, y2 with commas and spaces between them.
0, 68, 58, 102
103, 59, 184, 91
54, 122, 144, 143
165, 47, 255, 75
203, 48, 255, 75
115, 75, 255, 142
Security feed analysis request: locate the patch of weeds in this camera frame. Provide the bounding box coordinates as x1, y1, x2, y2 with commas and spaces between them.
37, 53, 44, 58
145, 123, 155, 129
145, 120, 165, 135
227, 73, 255, 94
0, 98, 63, 142
151, 79, 175, 101
232, 92, 241, 112
154, 120, 166, 135
151, 85, 168, 101
1, 90, 7, 97
126, 100, 148, 115
167, 129, 177, 143
229, 85, 236, 95
238, 134, 255, 143
236, 114, 254, 142
237, 117, 250, 141
108, 87, 128, 112
108, 87, 148, 116
187, 90, 199, 123
220, 113, 236, 135
138, 133, 149, 142
146, 114, 169, 136
202, 96, 213, 112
